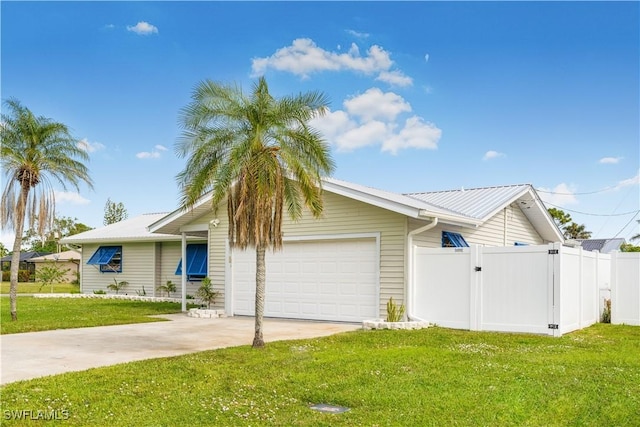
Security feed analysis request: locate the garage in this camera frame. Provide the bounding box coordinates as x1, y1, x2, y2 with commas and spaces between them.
231, 237, 379, 322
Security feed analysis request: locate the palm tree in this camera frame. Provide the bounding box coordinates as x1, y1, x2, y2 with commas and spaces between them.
176, 77, 334, 348
1, 99, 92, 320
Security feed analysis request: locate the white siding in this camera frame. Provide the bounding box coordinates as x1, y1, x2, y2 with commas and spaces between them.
185, 191, 407, 317
81, 243, 157, 295
158, 241, 205, 298
410, 203, 543, 248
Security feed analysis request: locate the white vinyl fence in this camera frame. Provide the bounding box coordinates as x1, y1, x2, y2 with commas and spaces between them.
412, 243, 638, 337
611, 252, 640, 326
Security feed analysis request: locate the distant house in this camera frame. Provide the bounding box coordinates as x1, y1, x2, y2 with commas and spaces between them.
29, 250, 82, 283
0, 251, 52, 281
62, 179, 564, 322
577, 238, 626, 254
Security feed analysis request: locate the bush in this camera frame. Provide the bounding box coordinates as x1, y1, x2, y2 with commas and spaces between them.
386, 297, 406, 322
601, 299, 611, 323
195, 277, 218, 309
93, 290, 106, 295
3, 270, 32, 282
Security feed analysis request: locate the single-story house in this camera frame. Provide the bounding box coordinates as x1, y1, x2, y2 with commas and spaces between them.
61, 179, 564, 322
29, 250, 82, 283
1, 251, 52, 281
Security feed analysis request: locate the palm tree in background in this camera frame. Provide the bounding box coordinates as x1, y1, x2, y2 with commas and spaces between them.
176, 77, 334, 348
1, 99, 93, 320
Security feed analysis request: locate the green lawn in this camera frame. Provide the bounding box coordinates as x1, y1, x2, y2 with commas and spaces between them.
0, 281, 80, 294
1, 324, 639, 426
0, 297, 190, 334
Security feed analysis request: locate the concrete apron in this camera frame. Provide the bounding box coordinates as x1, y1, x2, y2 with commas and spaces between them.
0, 314, 361, 385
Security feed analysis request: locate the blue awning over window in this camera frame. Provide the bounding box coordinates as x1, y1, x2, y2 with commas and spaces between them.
176, 244, 208, 277
87, 246, 120, 265
442, 231, 469, 248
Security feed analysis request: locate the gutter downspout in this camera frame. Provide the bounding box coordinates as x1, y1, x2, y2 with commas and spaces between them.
407, 217, 438, 322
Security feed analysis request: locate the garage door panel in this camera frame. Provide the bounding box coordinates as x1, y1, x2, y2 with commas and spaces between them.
232, 238, 378, 322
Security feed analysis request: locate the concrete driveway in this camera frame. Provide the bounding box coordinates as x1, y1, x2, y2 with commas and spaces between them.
0, 314, 361, 385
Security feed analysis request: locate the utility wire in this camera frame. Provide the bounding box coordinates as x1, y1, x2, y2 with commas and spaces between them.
614, 211, 640, 239
543, 202, 639, 217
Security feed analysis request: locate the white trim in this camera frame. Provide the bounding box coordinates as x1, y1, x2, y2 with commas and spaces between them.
224, 238, 232, 316
281, 232, 380, 242
180, 223, 209, 233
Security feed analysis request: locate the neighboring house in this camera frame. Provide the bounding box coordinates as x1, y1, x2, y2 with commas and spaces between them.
29, 250, 82, 283
576, 238, 626, 254
1, 251, 52, 281
63, 179, 563, 322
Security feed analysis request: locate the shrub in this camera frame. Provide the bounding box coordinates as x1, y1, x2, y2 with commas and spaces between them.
195, 277, 218, 309
106, 278, 129, 294
157, 280, 177, 297
93, 290, 106, 295
3, 270, 32, 282
386, 297, 406, 322
601, 299, 611, 323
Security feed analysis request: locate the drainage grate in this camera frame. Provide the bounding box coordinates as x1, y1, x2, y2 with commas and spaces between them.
309, 403, 350, 413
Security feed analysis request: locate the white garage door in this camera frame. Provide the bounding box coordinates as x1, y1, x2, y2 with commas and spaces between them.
232, 238, 378, 322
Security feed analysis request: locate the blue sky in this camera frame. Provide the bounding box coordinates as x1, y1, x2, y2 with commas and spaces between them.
2, 1, 639, 247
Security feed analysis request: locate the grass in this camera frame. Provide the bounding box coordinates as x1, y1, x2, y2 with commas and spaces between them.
0, 281, 80, 294
0, 297, 191, 334
1, 324, 639, 426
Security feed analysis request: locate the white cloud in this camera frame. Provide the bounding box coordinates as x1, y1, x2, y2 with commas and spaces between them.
346, 29, 370, 39
127, 21, 158, 35
54, 191, 91, 205
104, 24, 115, 30
136, 151, 160, 159
154, 144, 168, 151
77, 138, 105, 153
483, 150, 506, 161
538, 183, 578, 207
344, 88, 411, 121
376, 70, 413, 87
251, 38, 410, 86
614, 170, 640, 190
311, 88, 442, 154
424, 53, 430, 63
599, 156, 623, 164
382, 117, 441, 154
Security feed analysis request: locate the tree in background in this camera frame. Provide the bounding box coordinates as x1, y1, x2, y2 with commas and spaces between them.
548, 208, 591, 240
176, 77, 334, 347
0, 243, 7, 258
620, 243, 640, 252
0, 98, 93, 321
22, 216, 93, 252
103, 198, 128, 225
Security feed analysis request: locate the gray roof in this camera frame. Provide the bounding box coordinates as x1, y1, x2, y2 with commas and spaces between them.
1, 251, 52, 263
29, 250, 82, 262
577, 238, 626, 253
60, 213, 181, 244
406, 184, 532, 220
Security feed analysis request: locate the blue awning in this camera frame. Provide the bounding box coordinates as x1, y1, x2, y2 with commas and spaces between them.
87, 246, 120, 265
442, 231, 469, 248
176, 244, 208, 276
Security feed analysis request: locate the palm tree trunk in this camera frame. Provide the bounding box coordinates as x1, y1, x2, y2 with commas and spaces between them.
252, 244, 266, 348
9, 183, 30, 321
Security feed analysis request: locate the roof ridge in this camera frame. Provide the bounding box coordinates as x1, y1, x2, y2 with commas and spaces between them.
404, 183, 532, 196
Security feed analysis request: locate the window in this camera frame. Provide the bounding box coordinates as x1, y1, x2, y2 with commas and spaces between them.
442, 231, 469, 248
87, 246, 122, 273
176, 244, 208, 281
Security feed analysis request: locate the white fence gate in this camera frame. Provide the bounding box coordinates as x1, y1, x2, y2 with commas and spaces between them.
413, 243, 619, 337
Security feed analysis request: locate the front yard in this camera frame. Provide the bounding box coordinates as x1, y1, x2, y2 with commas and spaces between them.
1, 323, 638, 426
0, 297, 190, 334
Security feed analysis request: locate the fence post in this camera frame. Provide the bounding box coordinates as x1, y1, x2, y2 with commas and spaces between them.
469, 245, 481, 331
610, 251, 618, 324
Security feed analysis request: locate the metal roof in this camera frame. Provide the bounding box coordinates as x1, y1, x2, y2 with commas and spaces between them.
60, 213, 182, 244
577, 238, 626, 254
405, 184, 532, 220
